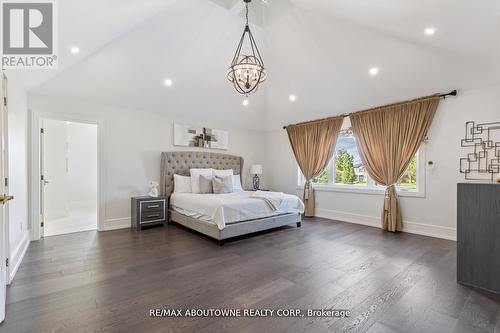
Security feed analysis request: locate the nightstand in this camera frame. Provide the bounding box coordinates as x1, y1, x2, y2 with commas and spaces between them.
131, 196, 169, 231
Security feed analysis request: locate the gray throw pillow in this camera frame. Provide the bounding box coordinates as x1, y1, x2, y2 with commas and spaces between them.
199, 175, 214, 194
212, 176, 233, 194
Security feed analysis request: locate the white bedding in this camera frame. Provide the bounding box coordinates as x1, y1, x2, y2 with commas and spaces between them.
170, 191, 304, 230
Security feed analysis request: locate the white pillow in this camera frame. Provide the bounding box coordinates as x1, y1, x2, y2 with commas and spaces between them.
190, 168, 214, 194
232, 175, 243, 192
213, 169, 234, 178
173, 174, 192, 193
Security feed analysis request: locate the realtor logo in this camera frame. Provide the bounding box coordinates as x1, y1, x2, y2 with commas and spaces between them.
1, 0, 58, 69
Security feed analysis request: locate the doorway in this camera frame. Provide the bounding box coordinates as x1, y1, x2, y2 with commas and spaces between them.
41, 119, 98, 236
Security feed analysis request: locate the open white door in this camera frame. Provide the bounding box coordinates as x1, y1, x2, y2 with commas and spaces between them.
40, 122, 45, 237
0, 72, 12, 322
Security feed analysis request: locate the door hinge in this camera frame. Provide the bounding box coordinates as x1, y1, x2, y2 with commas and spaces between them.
40, 128, 44, 134
5, 258, 8, 267
41, 175, 44, 181
3, 97, 6, 107
41, 222, 44, 227
4, 178, 7, 187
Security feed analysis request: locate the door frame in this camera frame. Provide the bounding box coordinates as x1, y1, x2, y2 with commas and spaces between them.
29, 110, 105, 240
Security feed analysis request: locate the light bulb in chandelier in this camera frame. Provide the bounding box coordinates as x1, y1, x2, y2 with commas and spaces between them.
227, 0, 266, 95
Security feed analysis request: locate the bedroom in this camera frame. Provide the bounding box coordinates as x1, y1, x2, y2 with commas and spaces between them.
0, 0, 500, 332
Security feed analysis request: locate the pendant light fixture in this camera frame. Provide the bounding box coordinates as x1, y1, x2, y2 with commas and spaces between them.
227, 0, 266, 95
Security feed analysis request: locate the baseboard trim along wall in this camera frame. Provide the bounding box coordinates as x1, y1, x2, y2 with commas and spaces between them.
315, 208, 457, 241
103, 211, 457, 240
9, 231, 31, 284
102, 217, 131, 231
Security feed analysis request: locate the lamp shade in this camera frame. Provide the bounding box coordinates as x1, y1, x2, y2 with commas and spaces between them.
250, 164, 263, 175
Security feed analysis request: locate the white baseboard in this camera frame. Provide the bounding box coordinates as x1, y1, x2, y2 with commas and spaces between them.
9, 231, 31, 284
103, 210, 457, 240
101, 217, 130, 231
315, 208, 456, 241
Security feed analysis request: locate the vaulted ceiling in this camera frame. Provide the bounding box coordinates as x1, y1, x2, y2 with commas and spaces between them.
14, 0, 500, 130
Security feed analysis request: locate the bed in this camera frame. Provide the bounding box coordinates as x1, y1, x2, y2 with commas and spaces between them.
160, 151, 303, 245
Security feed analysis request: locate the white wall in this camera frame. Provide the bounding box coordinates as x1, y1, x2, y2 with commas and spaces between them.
6, 73, 30, 281
265, 85, 500, 240
29, 94, 268, 231
43, 119, 68, 219
67, 122, 98, 205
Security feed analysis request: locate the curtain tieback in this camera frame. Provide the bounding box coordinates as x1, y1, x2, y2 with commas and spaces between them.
304, 180, 312, 200
384, 184, 397, 211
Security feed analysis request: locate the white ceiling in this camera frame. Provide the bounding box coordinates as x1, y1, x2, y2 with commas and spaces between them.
13, 0, 500, 130
9, 0, 179, 89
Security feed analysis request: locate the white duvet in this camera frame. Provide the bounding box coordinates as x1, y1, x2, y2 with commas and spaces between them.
170, 191, 304, 230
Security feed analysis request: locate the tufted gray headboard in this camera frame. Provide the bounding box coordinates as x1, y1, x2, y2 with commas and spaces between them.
161, 151, 244, 196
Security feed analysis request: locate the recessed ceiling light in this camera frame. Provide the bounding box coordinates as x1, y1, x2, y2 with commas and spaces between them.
242, 99, 249, 106
70, 47, 80, 54
424, 27, 436, 36
289, 95, 297, 102
369, 67, 379, 76
164, 79, 173, 87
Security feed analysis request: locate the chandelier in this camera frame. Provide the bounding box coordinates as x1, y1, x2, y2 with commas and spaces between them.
227, 0, 266, 95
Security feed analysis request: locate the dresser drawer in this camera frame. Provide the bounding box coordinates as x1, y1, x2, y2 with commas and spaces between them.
140, 210, 165, 223
140, 200, 165, 214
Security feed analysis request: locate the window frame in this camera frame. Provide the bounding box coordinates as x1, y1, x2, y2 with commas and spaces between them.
297, 143, 426, 198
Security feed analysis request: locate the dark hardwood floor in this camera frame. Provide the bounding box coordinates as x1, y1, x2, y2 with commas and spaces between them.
1, 218, 499, 333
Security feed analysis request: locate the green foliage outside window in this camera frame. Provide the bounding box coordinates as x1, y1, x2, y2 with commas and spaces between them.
397, 156, 417, 189
313, 168, 329, 184
335, 149, 356, 184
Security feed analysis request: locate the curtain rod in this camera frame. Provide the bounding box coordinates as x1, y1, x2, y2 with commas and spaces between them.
282, 90, 457, 130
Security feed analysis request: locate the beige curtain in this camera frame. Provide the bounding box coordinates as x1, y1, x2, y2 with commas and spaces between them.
286, 116, 344, 216
350, 95, 440, 232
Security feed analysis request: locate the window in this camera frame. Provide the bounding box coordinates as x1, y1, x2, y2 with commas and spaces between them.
334, 128, 366, 186
300, 127, 424, 196
397, 156, 417, 190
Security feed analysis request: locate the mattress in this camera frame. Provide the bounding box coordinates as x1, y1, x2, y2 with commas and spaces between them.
170, 191, 304, 230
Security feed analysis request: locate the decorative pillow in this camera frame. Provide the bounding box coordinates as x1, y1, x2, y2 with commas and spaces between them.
212, 176, 234, 194
232, 175, 243, 192
190, 168, 214, 194
213, 169, 234, 178
174, 174, 192, 193
199, 175, 214, 194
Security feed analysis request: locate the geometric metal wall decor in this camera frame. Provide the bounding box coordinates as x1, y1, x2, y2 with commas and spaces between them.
459, 121, 500, 181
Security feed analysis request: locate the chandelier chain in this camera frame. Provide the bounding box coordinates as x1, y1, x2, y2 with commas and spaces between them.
245, 2, 249, 26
